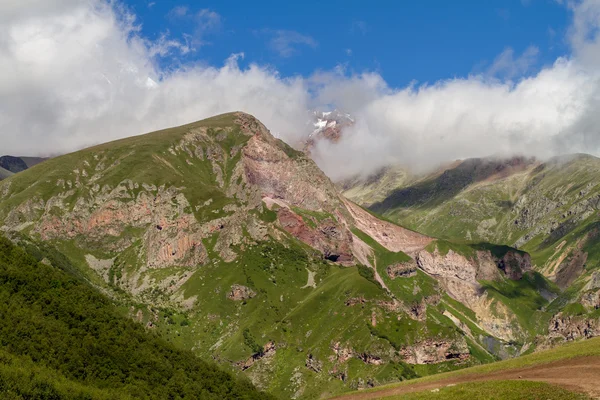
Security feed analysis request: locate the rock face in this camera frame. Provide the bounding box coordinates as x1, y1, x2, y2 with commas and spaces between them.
416, 247, 531, 342
227, 284, 256, 301
547, 313, 600, 341
386, 262, 417, 279
400, 339, 470, 364
497, 252, 532, 280
276, 207, 353, 263
343, 199, 432, 254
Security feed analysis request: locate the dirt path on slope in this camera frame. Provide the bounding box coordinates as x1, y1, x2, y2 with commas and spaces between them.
332, 356, 600, 399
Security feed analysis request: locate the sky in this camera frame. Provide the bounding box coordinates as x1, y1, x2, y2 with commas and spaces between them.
2, 0, 600, 180
129, 0, 569, 87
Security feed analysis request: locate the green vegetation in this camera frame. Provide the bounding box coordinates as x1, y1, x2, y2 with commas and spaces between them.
352, 228, 411, 266
350, 335, 600, 397
385, 381, 587, 400
0, 236, 272, 399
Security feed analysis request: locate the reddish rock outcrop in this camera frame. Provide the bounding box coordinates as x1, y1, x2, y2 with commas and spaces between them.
277, 207, 353, 263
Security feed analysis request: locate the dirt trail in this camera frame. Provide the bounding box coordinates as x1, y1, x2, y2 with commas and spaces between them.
332, 356, 600, 399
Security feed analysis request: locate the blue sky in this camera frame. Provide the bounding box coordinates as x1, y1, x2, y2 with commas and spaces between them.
129, 0, 570, 86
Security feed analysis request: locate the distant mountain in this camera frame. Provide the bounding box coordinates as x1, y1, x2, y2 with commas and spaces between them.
0, 155, 48, 180
18, 156, 48, 168
303, 110, 354, 154
0, 166, 13, 180
343, 154, 600, 351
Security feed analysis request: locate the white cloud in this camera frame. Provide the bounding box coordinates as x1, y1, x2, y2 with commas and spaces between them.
3, 0, 600, 183
486, 46, 540, 79
266, 29, 317, 58
0, 1, 309, 156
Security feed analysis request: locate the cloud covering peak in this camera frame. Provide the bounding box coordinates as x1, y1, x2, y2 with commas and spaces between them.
2, 0, 600, 181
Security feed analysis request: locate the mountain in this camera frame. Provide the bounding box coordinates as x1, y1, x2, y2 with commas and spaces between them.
0, 155, 48, 180
344, 154, 600, 350
303, 110, 354, 154
0, 234, 272, 399
0, 166, 13, 181
0, 155, 29, 173
0, 113, 568, 398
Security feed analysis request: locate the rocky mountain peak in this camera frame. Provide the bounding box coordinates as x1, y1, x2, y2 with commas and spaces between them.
303, 110, 355, 154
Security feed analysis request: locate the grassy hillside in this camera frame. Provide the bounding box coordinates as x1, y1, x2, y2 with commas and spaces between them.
345, 156, 600, 328
333, 336, 600, 399
0, 234, 272, 399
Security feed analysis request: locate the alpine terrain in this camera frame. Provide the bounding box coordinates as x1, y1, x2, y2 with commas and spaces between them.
0, 112, 587, 399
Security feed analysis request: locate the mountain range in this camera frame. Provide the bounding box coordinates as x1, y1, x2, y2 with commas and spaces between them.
0, 113, 599, 399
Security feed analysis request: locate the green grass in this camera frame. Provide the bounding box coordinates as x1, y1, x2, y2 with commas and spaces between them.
480, 272, 553, 340
0, 235, 272, 400
351, 228, 412, 267
343, 336, 600, 397
385, 380, 588, 400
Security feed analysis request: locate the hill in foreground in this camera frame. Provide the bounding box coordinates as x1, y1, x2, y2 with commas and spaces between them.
331, 335, 600, 399
0, 234, 272, 399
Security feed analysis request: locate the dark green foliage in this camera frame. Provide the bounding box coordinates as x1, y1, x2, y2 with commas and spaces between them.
242, 329, 263, 355
389, 361, 419, 381
358, 265, 382, 289
0, 236, 274, 400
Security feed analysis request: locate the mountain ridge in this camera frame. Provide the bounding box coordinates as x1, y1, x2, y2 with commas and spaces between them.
0, 112, 574, 398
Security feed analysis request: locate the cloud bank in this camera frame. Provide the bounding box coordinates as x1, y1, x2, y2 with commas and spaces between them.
2, 0, 600, 181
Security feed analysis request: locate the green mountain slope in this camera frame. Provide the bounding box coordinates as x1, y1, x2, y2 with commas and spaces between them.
0, 113, 565, 398
331, 335, 600, 399
344, 154, 600, 352
0, 234, 272, 400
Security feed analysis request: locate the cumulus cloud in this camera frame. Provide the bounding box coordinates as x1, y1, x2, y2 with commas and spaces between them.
0, 1, 309, 156
3, 0, 600, 182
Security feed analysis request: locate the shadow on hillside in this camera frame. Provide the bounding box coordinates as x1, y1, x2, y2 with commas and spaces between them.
370, 157, 535, 213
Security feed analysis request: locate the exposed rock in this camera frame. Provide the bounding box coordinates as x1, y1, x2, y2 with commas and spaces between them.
386, 262, 417, 279
497, 251, 532, 280
277, 207, 353, 264
555, 249, 588, 289
400, 339, 470, 364
584, 271, 600, 291
580, 291, 600, 310
416, 248, 526, 342
239, 341, 276, 371
345, 297, 367, 307
330, 342, 354, 363
547, 313, 600, 341
343, 199, 432, 254
227, 284, 256, 301
357, 353, 384, 365
305, 353, 322, 373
